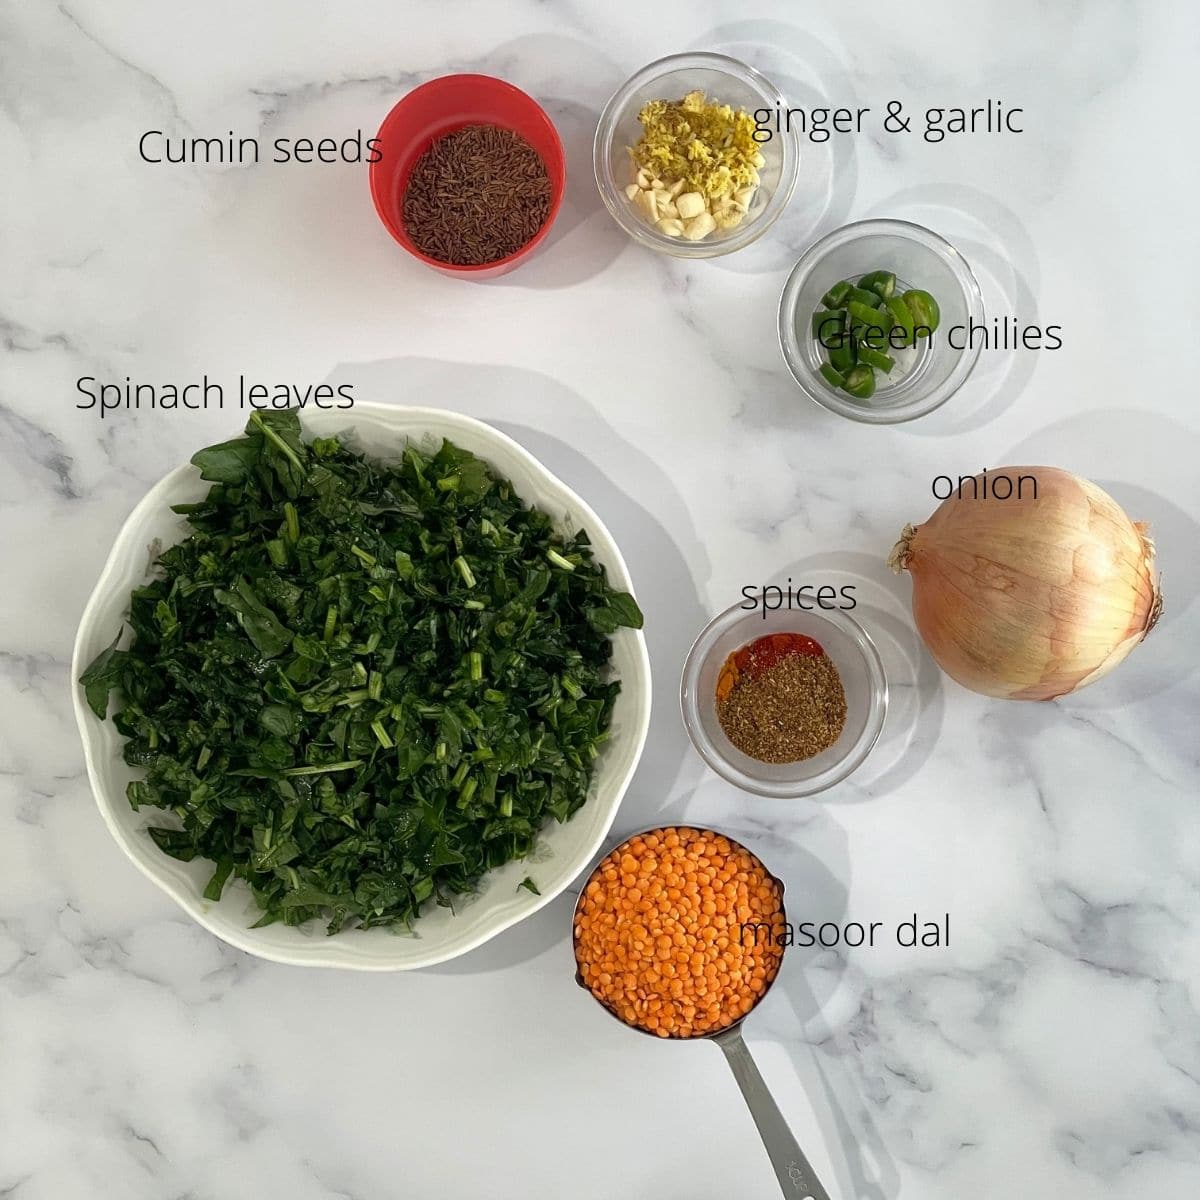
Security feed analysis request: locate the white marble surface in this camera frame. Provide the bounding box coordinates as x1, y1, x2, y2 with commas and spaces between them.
3, 2, 1199, 1197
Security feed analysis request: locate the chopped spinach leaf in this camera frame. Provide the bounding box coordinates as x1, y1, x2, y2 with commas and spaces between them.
81, 410, 643, 933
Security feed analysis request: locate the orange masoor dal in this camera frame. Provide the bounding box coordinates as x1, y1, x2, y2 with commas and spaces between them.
573, 826, 786, 1038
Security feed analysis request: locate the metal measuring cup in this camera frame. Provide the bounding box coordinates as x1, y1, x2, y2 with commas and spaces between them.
571, 826, 833, 1200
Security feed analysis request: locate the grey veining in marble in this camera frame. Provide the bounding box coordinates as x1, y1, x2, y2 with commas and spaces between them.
3, 2, 1198, 1197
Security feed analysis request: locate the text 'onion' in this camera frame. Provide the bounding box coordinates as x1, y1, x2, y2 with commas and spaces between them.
889, 466, 1161, 700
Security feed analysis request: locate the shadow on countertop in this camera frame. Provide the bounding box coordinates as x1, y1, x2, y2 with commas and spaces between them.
865, 183, 1042, 437
696, 19, 863, 276
443, 34, 632, 291
678, 806, 900, 1200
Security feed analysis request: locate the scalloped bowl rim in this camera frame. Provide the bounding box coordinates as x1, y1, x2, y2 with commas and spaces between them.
71, 403, 652, 971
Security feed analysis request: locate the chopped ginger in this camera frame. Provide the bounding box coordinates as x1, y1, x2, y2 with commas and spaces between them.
631, 90, 762, 198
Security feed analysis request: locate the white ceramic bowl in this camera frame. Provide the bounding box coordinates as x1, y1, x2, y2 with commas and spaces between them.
72, 403, 652, 970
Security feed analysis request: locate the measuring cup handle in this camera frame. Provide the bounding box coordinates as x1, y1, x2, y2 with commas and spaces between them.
714, 1026, 834, 1200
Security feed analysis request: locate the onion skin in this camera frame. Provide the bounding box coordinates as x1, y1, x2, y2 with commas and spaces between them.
890, 467, 1161, 700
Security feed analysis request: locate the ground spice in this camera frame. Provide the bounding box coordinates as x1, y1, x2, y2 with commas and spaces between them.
574, 826, 786, 1039
402, 124, 551, 265
716, 634, 847, 763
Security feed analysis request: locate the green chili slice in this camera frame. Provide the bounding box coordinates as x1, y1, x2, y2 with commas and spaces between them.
818, 363, 846, 389
821, 280, 852, 308
883, 295, 916, 346
858, 346, 895, 373
812, 309, 846, 346
903, 289, 940, 335
847, 300, 893, 330
845, 285, 887, 308
841, 366, 876, 400
829, 342, 857, 372
859, 270, 896, 300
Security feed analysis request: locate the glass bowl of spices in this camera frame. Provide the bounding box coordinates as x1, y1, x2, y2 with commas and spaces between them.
778, 219, 985, 423
594, 53, 799, 258
371, 74, 566, 278
680, 602, 887, 798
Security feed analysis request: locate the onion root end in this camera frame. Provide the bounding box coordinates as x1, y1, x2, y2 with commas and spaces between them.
888, 524, 917, 574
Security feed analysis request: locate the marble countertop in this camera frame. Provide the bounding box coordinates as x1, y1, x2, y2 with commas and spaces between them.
4, 2, 1199, 1197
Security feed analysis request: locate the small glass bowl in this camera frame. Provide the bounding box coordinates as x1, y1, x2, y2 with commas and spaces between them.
778, 219, 985, 423
593, 52, 800, 259
680, 602, 887, 798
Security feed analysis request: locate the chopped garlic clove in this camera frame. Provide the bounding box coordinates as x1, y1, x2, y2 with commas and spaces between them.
683, 211, 716, 240
733, 186, 756, 210
651, 178, 666, 190
675, 191, 705, 220
657, 199, 678, 219
635, 187, 659, 222
714, 209, 744, 229
636, 169, 650, 188
657, 217, 684, 236
624, 183, 640, 201
668, 179, 685, 198
752, 152, 766, 168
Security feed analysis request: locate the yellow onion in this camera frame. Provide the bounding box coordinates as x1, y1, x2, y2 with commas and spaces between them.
889, 467, 1161, 700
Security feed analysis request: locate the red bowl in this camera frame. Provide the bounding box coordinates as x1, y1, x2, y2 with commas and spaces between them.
370, 74, 566, 279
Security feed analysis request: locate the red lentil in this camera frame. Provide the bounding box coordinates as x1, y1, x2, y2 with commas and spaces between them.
574, 827, 786, 1038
